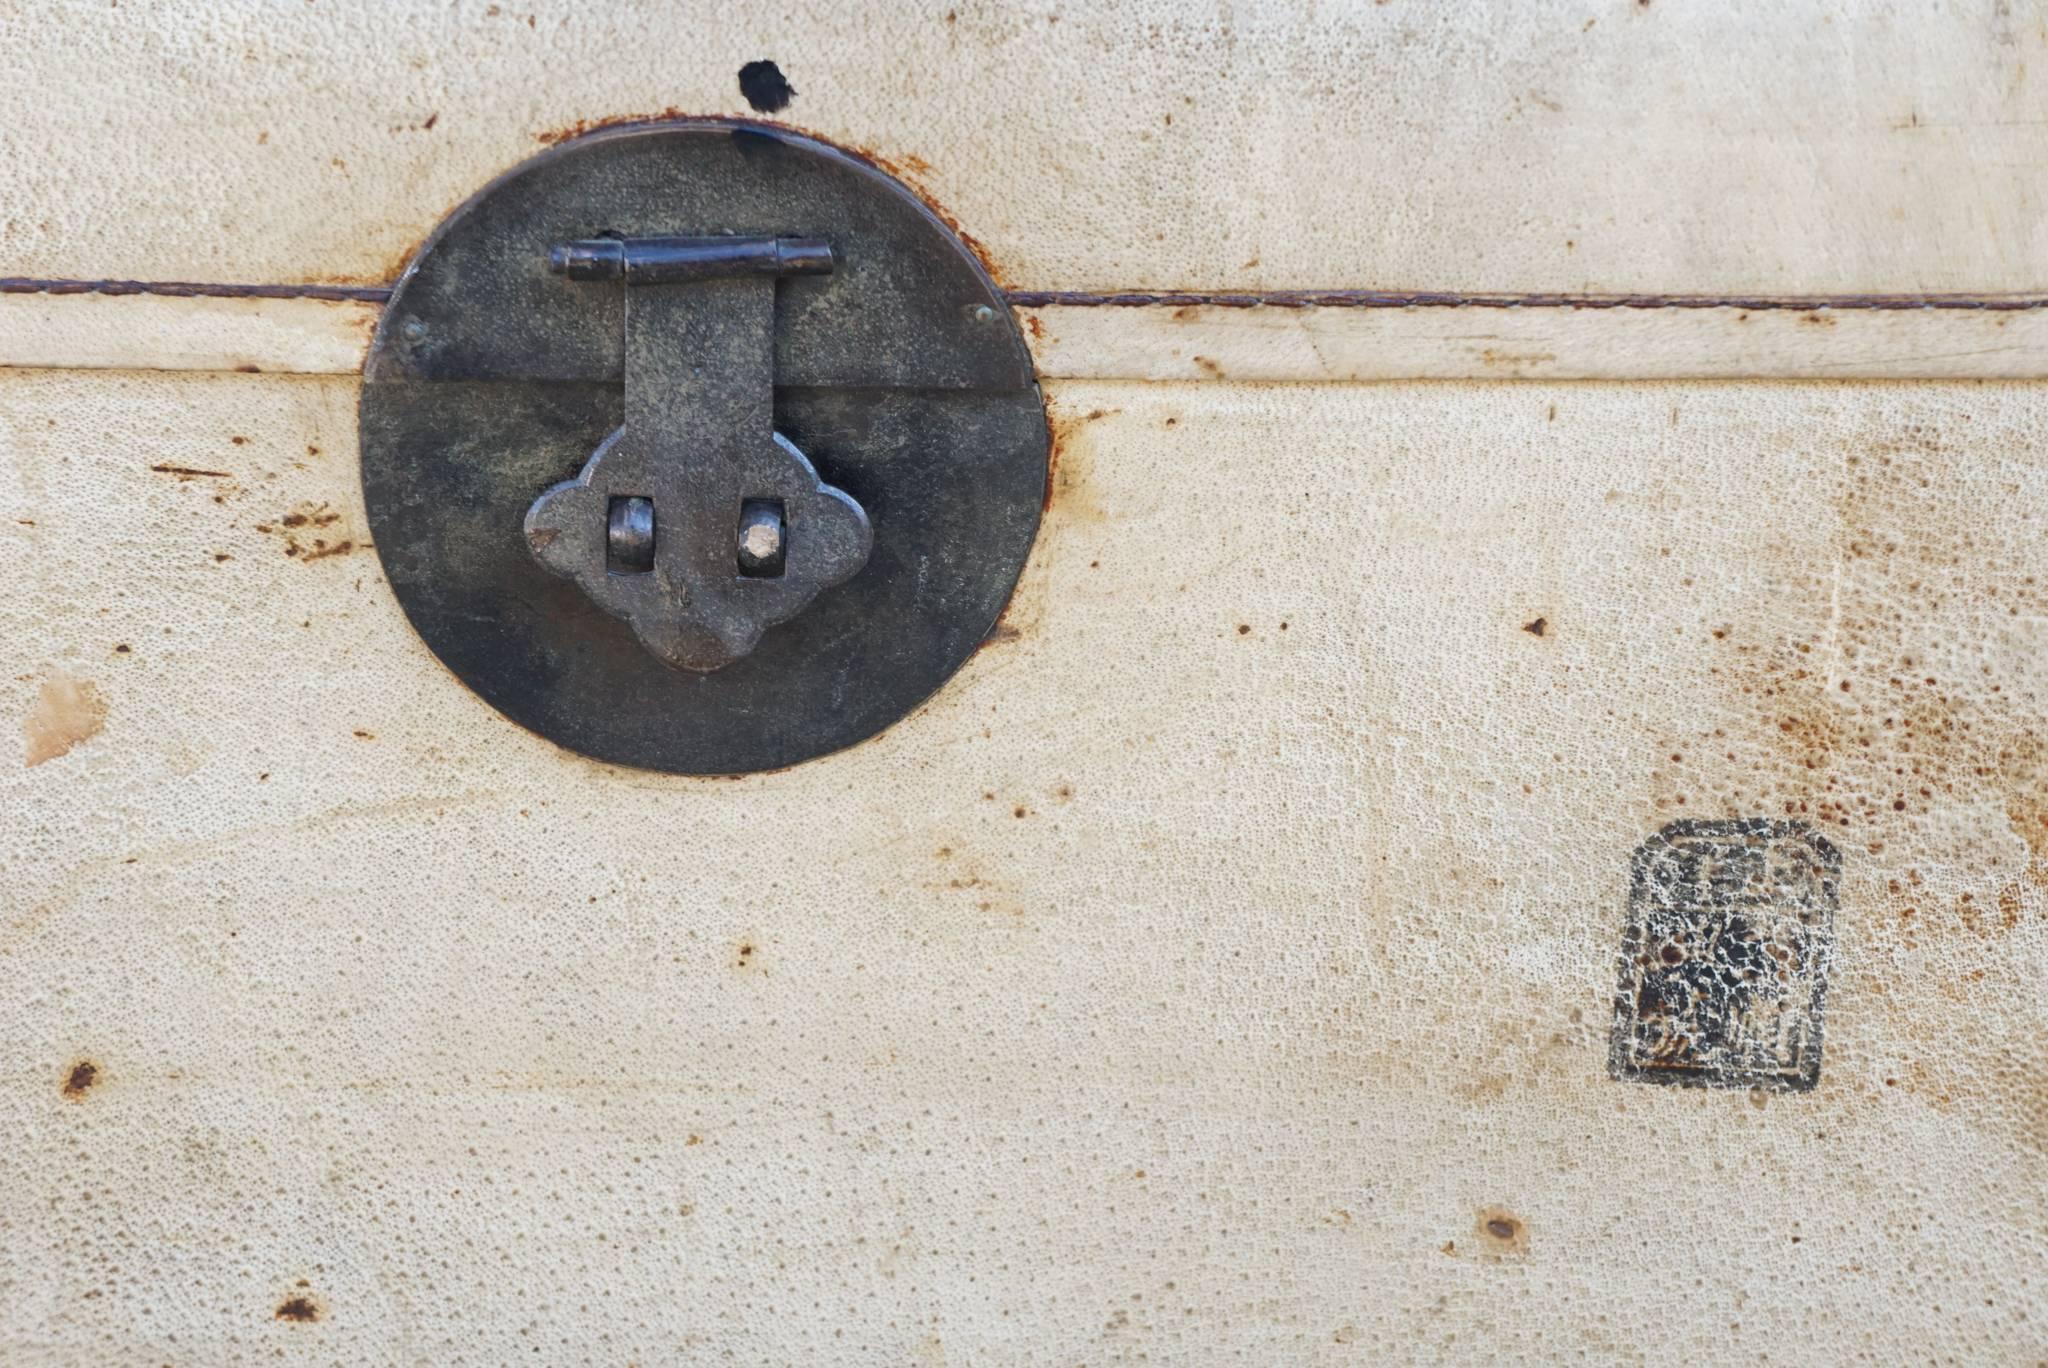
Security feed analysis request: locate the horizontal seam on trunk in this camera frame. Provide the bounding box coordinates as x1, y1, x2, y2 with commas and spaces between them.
9, 278, 2048, 311
0, 278, 393, 303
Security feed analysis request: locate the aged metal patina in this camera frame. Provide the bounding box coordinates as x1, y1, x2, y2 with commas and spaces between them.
359, 120, 1047, 773
521, 233, 873, 672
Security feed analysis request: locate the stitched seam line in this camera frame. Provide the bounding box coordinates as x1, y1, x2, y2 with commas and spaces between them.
1002, 290, 2048, 311
8, 278, 2048, 311
1, 278, 394, 303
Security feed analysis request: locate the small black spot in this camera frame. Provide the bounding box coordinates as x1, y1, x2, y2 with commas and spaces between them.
738, 60, 795, 113
1523, 617, 1548, 637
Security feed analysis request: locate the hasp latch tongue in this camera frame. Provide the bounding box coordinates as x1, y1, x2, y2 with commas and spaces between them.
522, 235, 872, 672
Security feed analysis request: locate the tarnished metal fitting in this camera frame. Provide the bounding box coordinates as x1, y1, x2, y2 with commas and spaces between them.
360, 120, 1047, 774
605, 496, 655, 574
522, 232, 871, 672
547, 235, 833, 284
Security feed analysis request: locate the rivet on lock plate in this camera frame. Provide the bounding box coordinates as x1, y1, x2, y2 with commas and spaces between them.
358, 122, 1048, 774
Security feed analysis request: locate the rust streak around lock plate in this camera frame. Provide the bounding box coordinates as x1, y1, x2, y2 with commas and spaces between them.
359, 120, 1047, 774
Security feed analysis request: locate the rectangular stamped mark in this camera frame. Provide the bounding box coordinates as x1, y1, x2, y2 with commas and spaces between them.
1610, 819, 1840, 1092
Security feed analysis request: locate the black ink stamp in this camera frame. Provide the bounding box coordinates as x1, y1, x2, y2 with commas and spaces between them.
1610, 819, 1839, 1092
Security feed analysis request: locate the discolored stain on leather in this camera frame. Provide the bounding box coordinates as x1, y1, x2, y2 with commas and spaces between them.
59, 1060, 98, 1100
1475, 1207, 1529, 1257
252, 501, 360, 563
1610, 819, 1838, 1092
273, 1287, 322, 1323
23, 674, 106, 767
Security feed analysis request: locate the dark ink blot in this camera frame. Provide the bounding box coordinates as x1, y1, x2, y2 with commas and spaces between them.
1610, 819, 1839, 1092
274, 1296, 320, 1322
62, 1061, 98, 1098
738, 60, 795, 113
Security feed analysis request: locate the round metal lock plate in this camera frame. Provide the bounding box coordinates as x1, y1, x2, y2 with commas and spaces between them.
359, 121, 1047, 774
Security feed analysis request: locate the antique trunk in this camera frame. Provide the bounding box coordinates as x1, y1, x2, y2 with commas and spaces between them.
4, 3, 2047, 1362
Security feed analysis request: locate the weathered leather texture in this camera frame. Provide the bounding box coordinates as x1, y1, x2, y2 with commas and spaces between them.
5, 373, 2045, 1361
5, 2, 2048, 1362
0, 0, 2045, 294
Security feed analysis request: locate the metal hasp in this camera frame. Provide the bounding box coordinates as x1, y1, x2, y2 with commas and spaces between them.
522, 234, 872, 671
358, 121, 1048, 774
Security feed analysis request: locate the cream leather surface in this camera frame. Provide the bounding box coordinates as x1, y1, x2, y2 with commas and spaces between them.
1, 0, 2045, 294
6, 373, 2046, 1361
4, 2, 2047, 1363
19, 291, 2048, 380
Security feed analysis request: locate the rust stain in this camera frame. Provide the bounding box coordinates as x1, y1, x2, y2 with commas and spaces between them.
1041, 402, 1062, 515
1681, 428, 2048, 881
273, 1291, 322, 1323
843, 137, 1004, 286
1666, 421, 2048, 1154
2007, 799, 2048, 884
1475, 1207, 1529, 1256
1041, 403, 1114, 522
288, 152, 480, 288
24, 674, 107, 767
960, 395, 1106, 662
60, 1059, 98, 1099
258, 501, 360, 563
301, 216, 441, 290
923, 842, 1027, 917
532, 109, 695, 147
301, 540, 355, 562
